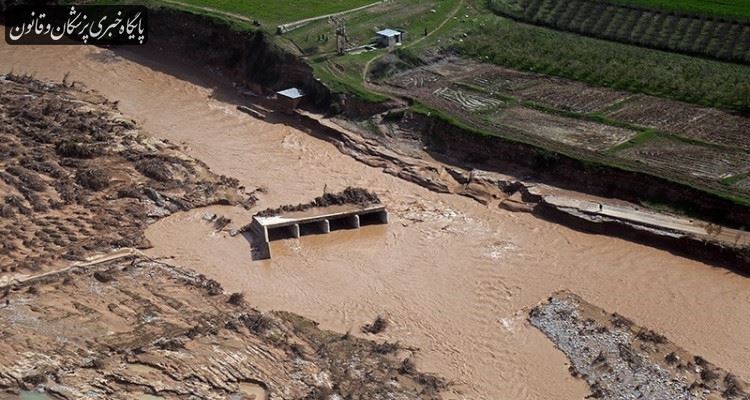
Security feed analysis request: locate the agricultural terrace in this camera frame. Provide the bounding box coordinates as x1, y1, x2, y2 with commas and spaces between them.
379, 59, 750, 205
133, 0, 750, 112
488, 0, 750, 64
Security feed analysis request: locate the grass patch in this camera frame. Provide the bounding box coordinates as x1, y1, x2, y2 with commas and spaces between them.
285, 0, 458, 56
722, 173, 749, 186
88, 0, 261, 32
411, 102, 492, 137
607, 129, 658, 153
311, 56, 388, 102
522, 101, 642, 131
157, 0, 378, 27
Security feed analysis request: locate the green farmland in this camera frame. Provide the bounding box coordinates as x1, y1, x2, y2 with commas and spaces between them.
117, 0, 750, 112
447, 1, 750, 111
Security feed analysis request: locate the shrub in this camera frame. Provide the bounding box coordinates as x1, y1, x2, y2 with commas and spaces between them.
372, 341, 400, 354
228, 291, 245, 306
75, 168, 110, 191
6, 165, 47, 192
700, 367, 720, 383
0, 204, 15, 218
56, 140, 102, 158
240, 313, 273, 334
214, 216, 231, 230
362, 315, 388, 334
135, 158, 172, 182
635, 328, 667, 344
93, 270, 115, 283
398, 357, 417, 375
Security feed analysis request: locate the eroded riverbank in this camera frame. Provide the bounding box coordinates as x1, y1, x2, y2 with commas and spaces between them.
3, 29, 750, 399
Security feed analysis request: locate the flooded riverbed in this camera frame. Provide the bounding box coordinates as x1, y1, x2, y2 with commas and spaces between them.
3, 30, 750, 399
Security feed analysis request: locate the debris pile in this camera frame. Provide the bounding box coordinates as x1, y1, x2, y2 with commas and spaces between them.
255, 186, 380, 217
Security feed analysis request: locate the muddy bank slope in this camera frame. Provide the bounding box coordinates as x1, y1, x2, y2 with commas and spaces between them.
142, 7, 332, 107
288, 112, 750, 271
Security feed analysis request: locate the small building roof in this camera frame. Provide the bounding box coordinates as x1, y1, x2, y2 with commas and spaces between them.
376, 29, 401, 38
277, 88, 304, 99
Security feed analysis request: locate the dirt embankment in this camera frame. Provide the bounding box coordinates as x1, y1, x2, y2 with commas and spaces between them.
0, 75, 247, 282
415, 114, 750, 229
143, 7, 332, 108
0, 256, 445, 399
289, 112, 750, 271
143, 6, 404, 118
530, 292, 750, 400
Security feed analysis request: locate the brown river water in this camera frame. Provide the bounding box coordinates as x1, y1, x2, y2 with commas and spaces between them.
3, 32, 750, 399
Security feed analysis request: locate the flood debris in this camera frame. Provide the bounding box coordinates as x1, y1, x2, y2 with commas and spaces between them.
254, 186, 380, 217
529, 291, 750, 400
0, 257, 445, 399
362, 315, 389, 334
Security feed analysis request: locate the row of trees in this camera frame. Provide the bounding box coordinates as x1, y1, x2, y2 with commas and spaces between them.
456, 17, 750, 111
489, 0, 750, 65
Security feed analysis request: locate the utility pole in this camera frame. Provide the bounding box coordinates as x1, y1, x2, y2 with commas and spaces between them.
329, 16, 348, 55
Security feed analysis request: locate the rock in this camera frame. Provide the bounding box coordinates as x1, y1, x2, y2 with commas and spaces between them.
147, 206, 171, 218
144, 187, 165, 207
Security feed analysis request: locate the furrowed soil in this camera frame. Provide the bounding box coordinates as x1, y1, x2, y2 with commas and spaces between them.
4, 28, 750, 400
380, 58, 750, 201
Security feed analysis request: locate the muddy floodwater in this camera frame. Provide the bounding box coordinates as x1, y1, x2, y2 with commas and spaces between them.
3, 31, 750, 399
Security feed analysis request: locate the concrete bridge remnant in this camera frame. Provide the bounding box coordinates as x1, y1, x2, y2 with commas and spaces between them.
249, 204, 388, 259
